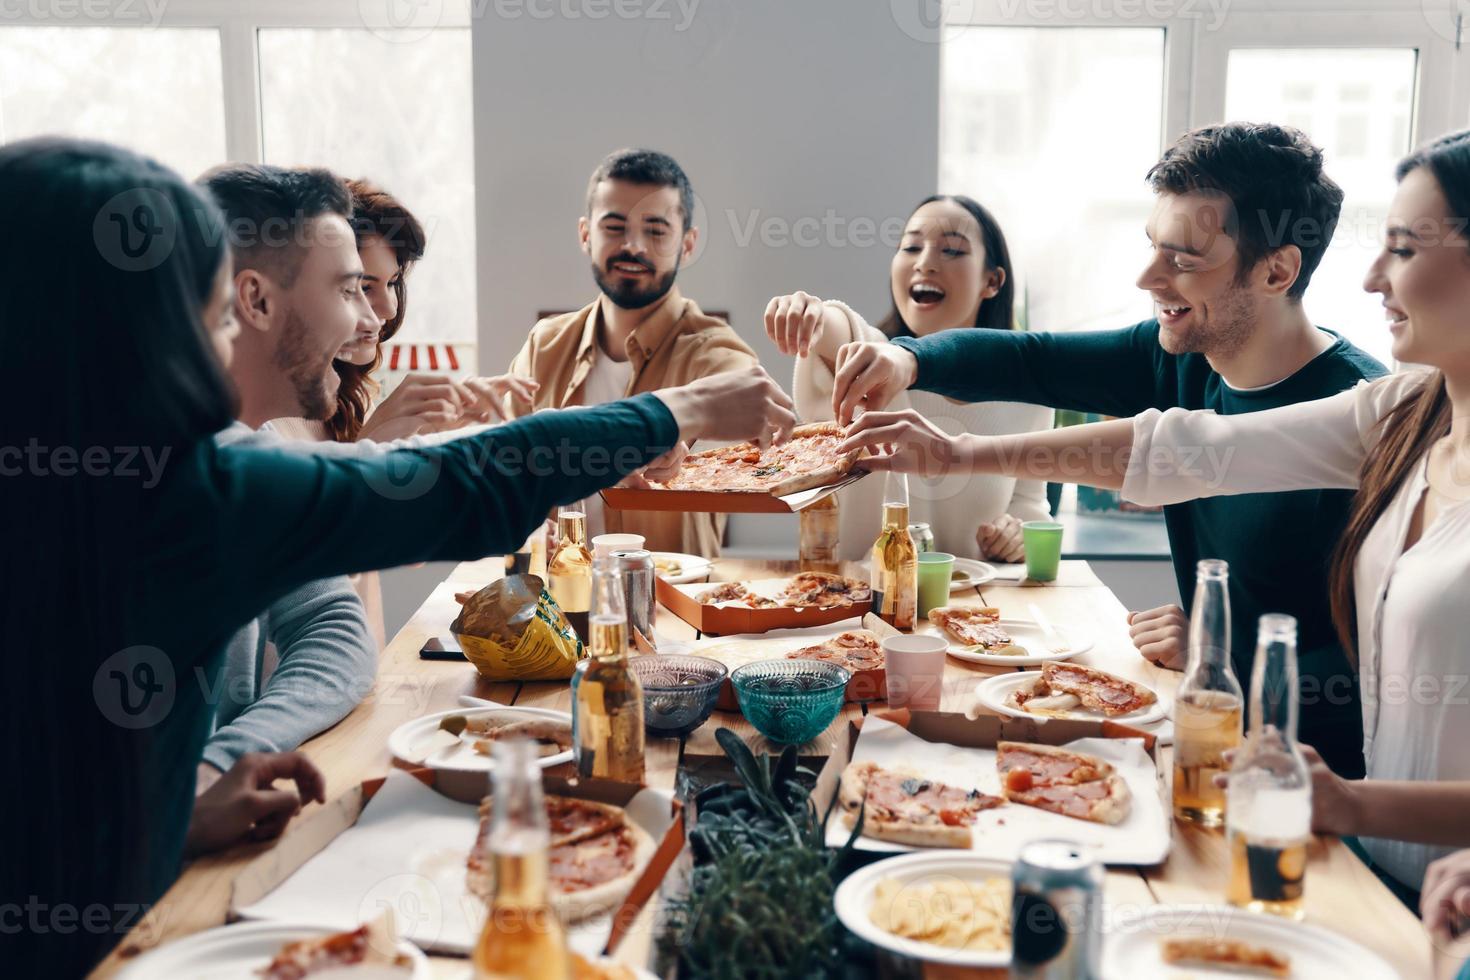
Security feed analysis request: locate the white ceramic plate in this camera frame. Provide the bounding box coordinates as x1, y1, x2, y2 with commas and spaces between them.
1103, 904, 1398, 979
974, 670, 1168, 726
650, 551, 714, 584
941, 618, 1093, 666
387, 706, 572, 772
834, 850, 1013, 969
440, 959, 658, 980
113, 920, 429, 979
949, 558, 998, 593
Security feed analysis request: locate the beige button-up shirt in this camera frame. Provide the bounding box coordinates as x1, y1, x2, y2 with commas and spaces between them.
505, 288, 759, 555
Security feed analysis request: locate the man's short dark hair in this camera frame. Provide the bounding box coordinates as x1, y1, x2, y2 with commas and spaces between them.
585, 148, 694, 232
1146, 123, 1343, 300
199, 163, 353, 287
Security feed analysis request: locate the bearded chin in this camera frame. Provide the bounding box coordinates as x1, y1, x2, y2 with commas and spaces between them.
593, 261, 680, 310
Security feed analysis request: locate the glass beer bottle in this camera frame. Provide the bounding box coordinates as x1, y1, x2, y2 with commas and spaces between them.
546, 509, 592, 641
1226, 614, 1311, 920
798, 493, 840, 574
870, 472, 917, 631
1172, 558, 1244, 827
574, 558, 645, 783
472, 739, 571, 980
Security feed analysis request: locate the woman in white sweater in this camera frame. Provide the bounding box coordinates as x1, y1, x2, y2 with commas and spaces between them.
765, 194, 1053, 561
840, 130, 1470, 898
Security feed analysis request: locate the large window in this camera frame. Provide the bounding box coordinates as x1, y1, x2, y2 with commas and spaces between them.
0, 6, 476, 374
0, 27, 225, 180
259, 28, 475, 351
941, 28, 1164, 332
1225, 49, 1417, 366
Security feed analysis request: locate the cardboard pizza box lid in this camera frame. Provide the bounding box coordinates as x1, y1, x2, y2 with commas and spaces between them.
600, 470, 866, 515
228, 768, 684, 958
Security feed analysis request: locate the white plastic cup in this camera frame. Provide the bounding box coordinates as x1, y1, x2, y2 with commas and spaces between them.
591, 533, 645, 559
882, 633, 949, 710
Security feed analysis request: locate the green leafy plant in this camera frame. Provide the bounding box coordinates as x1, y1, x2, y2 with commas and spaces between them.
660, 728, 863, 979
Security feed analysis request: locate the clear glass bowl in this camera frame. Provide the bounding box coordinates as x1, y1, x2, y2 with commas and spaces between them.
630, 655, 728, 737
730, 659, 851, 745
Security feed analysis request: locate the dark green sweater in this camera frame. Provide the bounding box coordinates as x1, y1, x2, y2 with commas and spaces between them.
17, 394, 677, 975
892, 322, 1385, 777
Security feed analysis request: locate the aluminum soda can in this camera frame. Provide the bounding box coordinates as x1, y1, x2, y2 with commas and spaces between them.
612, 549, 656, 645
908, 522, 936, 554
1010, 839, 1103, 979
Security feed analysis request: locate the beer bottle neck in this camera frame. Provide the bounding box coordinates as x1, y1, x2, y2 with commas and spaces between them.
1249, 616, 1300, 742
1186, 563, 1233, 676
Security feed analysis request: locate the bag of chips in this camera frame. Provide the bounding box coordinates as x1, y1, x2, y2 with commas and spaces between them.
451, 574, 585, 680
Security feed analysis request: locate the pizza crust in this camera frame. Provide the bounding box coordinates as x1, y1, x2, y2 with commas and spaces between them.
550, 820, 656, 923
838, 760, 1000, 848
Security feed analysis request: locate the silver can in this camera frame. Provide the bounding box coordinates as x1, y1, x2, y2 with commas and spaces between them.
612, 549, 657, 647
1010, 839, 1102, 979
908, 522, 935, 554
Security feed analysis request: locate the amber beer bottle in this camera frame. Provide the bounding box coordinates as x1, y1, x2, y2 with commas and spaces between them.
471, 739, 571, 980
798, 492, 840, 574
869, 472, 917, 630
1173, 559, 1245, 827
546, 509, 592, 641
574, 558, 645, 783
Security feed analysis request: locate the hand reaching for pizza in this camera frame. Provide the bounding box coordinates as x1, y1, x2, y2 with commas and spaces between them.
837, 409, 974, 477
1128, 604, 1189, 670
1422, 849, 1470, 942
764, 291, 827, 358
185, 751, 327, 857
653, 367, 797, 448
831, 341, 920, 425
977, 514, 1025, 562
620, 441, 689, 488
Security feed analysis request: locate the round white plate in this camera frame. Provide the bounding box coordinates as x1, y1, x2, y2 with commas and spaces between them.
113, 920, 429, 979
974, 670, 1168, 725
949, 558, 997, 593
1102, 904, 1398, 979
650, 551, 714, 584
388, 706, 572, 772
941, 619, 1093, 666
834, 850, 1013, 969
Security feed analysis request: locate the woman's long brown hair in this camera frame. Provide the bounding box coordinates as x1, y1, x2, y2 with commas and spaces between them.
1328, 129, 1470, 661
328, 179, 426, 442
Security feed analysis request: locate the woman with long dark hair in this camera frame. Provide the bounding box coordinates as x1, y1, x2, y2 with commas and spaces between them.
840, 130, 1470, 902
763, 194, 1053, 561
0, 137, 793, 974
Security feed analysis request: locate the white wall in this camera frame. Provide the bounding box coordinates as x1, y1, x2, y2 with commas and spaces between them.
471, 0, 940, 380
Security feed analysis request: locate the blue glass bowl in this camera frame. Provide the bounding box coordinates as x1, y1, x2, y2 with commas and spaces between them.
630, 655, 727, 737
730, 659, 851, 745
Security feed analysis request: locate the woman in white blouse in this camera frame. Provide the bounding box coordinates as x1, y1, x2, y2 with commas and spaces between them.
840, 130, 1470, 897
763, 195, 1054, 561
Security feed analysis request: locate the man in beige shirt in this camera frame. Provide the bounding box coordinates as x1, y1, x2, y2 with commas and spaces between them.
506, 149, 760, 555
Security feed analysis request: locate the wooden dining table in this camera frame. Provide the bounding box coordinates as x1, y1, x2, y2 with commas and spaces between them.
94, 557, 1433, 979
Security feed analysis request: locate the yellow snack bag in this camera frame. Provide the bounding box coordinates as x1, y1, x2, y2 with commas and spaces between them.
451, 574, 585, 680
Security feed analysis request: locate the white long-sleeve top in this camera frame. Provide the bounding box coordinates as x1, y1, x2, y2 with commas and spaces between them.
793, 301, 1054, 561
1123, 369, 1469, 890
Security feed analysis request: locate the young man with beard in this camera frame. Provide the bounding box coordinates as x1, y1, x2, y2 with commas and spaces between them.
504, 148, 760, 555
830, 123, 1385, 778
187, 164, 377, 829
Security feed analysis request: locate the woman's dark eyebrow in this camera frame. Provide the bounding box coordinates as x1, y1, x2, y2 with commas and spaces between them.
903, 227, 971, 242
1384, 223, 1423, 241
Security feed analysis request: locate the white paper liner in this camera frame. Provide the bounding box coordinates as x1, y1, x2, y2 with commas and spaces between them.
823, 717, 1169, 865
235, 770, 675, 957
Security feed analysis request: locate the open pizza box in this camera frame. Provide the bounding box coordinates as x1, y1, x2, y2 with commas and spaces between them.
229, 768, 685, 961
600, 470, 865, 515
690, 612, 895, 708
657, 575, 873, 637
809, 710, 1170, 866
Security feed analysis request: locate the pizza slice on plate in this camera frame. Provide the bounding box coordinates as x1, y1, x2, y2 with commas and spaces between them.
1011, 662, 1157, 717
994, 742, 1131, 825
839, 760, 1005, 848
467, 794, 654, 922
786, 630, 884, 672
259, 913, 412, 978
1159, 937, 1292, 977
438, 715, 572, 758
928, 606, 1026, 656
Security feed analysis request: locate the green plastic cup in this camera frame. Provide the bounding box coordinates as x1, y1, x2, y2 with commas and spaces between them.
917, 551, 955, 618
1022, 521, 1064, 582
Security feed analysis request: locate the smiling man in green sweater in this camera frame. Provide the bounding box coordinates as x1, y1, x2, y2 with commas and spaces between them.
832, 123, 1385, 778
